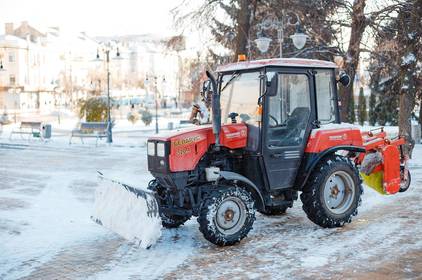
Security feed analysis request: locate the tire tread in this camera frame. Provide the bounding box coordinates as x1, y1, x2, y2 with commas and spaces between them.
300, 155, 363, 228
198, 187, 255, 246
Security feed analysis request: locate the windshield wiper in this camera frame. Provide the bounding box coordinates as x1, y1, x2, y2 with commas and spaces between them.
221, 72, 239, 92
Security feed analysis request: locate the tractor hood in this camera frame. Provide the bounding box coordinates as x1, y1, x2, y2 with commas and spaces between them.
148, 123, 247, 172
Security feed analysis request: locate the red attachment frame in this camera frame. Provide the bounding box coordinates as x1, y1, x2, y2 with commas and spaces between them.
358, 128, 407, 194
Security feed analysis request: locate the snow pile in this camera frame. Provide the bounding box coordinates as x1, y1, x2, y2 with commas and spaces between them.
92, 175, 162, 248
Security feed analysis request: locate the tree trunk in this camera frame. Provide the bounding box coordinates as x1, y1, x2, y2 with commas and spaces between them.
399, 87, 416, 156
419, 99, 422, 136
233, 0, 257, 61
397, 0, 421, 157
339, 0, 367, 122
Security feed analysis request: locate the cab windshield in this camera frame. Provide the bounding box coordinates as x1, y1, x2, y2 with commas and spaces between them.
219, 71, 261, 125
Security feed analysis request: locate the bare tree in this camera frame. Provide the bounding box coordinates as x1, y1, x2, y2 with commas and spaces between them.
330, 0, 403, 122
173, 0, 258, 63
337, 0, 367, 122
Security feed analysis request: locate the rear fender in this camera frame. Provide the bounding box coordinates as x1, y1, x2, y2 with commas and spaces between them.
219, 171, 265, 211
296, 146, 365, 190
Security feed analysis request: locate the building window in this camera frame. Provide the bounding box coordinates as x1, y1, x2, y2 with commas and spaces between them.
9, 75, 16, 85
8, 52, 15, 63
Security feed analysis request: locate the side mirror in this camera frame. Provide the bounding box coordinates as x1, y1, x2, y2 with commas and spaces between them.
266, 74, 278, 96
338, 71, 351, 87
258, 74, 278, 105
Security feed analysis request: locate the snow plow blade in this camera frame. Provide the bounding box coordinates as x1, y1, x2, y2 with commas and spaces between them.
92, 172, 162, 248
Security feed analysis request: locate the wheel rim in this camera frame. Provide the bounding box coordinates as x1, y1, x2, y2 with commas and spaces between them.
323, 171, 355, 215
215, 197, 247, 235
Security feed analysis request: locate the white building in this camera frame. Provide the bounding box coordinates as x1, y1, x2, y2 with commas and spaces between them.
0, 22, 53, 113
0, 22, 99, 114
96, 34, 184, 105
0, 21, 192, 115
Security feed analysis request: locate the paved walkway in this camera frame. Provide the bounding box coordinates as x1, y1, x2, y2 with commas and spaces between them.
1, 143, 421, 279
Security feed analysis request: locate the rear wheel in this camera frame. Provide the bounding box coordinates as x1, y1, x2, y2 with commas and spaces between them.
300, 155, 362, 228
198, 187, 255, 246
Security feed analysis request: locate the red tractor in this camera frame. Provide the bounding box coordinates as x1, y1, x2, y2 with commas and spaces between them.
146, 58, 410, 246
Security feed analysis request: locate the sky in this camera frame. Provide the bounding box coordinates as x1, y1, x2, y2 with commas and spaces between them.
0, 0, 385, 64
0, 0, 183, 36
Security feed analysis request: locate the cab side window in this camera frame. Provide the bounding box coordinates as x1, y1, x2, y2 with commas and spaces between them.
267, 73, 311, 147
315, 70, 336, 124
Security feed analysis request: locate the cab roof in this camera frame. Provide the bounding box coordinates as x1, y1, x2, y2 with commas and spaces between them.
216, 58, 337, 73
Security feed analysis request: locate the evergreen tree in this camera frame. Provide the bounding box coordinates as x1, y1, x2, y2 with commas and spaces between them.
358, 87, 367, 125
368, 0, 421, 155
348, 94, 356, 124
173, 0, 342, 62
374, 94, 399, 126
368, 92, 377, 126
375, 98, 387, 126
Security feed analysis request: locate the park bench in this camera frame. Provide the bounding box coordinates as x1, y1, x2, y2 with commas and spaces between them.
69, 122, 109, 146
9, 121, 43, 141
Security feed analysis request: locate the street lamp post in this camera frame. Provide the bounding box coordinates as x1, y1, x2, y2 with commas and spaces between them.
105, 49, 112, 143
0, 60, 8, 121
254, 10, 308, 58
154, 76, 159, 134
96, 43, 121, 143
145, 74, 159, 134
53, 86, 61, 124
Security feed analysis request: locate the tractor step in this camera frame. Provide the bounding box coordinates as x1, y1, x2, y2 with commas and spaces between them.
266, 195, 293, 208
160, 207, 193, 217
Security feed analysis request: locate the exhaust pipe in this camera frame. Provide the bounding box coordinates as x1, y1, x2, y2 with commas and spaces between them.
206, 71, 221, 147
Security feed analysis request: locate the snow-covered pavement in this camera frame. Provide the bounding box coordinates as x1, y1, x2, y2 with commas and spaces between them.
1, 141, 422, 279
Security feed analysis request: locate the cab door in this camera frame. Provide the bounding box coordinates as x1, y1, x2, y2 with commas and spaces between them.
262, 70, 315, 190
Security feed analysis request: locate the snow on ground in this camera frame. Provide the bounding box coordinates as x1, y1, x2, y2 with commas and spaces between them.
0, 121, 422, 279
0, 109, 193, 149
0, 143, 198, 280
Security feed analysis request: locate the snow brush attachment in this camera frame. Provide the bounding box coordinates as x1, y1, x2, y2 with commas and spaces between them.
92, 171, 162, 248
359, 137, 409, 195
360, 152, 385, 194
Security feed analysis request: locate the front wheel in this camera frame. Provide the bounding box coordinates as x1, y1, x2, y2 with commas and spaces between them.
300, 155, 362, 228
198, 187, 255, 246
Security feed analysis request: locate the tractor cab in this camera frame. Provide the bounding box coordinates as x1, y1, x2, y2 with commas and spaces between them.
210, 58, 346, 190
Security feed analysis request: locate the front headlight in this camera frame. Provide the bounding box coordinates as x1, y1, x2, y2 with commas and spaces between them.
156, 142, 165, 157
147, 142, 155, 156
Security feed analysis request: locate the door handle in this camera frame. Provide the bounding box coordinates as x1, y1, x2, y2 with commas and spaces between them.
271, 153, 283, 158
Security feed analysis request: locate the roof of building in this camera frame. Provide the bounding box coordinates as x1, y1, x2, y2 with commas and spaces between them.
216, 58, 337, 72
0, 34, 29, 48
